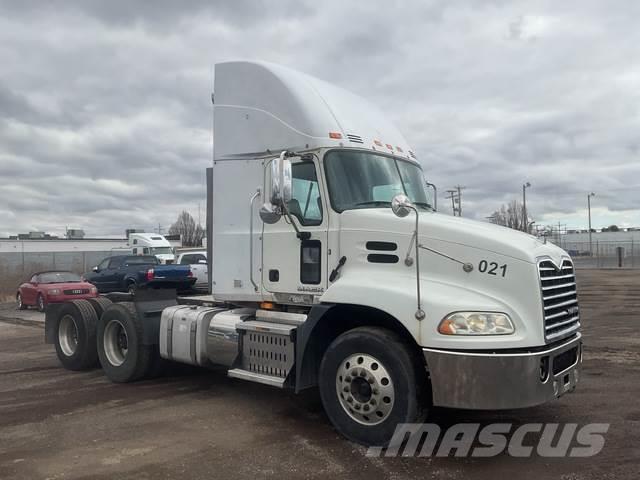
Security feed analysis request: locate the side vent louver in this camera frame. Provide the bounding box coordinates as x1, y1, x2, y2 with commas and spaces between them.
366, 241, 398, 251
367, 254, 399, 264
346, 134, 364, 144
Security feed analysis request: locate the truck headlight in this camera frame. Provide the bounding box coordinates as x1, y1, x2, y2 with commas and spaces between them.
48, 288, 61, 296
438, 312, 514, 335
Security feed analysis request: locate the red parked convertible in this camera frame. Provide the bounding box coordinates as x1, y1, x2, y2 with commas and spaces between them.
17, 271, 98, 312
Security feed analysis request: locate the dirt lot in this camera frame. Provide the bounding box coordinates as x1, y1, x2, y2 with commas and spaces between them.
0, 270, 638, 479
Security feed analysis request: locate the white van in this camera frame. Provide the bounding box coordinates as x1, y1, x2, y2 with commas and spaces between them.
128, 233, 176, 264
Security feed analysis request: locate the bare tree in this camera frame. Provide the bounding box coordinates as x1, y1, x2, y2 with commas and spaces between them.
169, 211, 204, 247
489, 200, 528, 231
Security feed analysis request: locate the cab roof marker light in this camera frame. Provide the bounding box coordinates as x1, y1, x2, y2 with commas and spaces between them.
386, 144, 393, 150
329, 132, 342, 139
374, 140, 383, 147
396, 146, 404, 153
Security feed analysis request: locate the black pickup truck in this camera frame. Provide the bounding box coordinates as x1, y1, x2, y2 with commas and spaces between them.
84, 255, 195, 293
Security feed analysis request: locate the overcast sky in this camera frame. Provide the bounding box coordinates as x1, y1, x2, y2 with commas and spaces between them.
1, 0, 638, 238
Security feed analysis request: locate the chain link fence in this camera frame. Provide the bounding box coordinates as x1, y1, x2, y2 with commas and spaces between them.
553, 240, 639, 269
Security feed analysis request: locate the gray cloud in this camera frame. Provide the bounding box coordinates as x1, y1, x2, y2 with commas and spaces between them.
0, 0, 638, 237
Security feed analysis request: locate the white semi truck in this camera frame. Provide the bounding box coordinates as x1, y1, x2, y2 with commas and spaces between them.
45, 61, 581, 446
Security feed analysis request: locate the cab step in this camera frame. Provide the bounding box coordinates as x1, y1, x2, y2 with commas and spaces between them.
255, 309, 307, 326
227, 319, 297, 388
227, 369, 286, 388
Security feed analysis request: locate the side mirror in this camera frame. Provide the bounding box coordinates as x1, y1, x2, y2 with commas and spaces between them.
270, 154, 292, 205
260, 152, 294, 224
92, 266, 99, 272
259, 202, 281, 224
391, 194, 415, 218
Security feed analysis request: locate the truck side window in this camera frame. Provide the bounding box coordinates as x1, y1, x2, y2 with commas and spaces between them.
180, 255, 192, 265
108, 258, 123, 269
98, 259, 110, 271
288, 161, 322, 226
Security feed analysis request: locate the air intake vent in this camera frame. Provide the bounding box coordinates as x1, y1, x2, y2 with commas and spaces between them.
367, 254, 399, 264
366, 241, 397, 251
346, 134, 363, 144
538, 259, 580, 342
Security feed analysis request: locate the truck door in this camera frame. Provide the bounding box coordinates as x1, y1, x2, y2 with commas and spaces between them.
262, 157, 328, 299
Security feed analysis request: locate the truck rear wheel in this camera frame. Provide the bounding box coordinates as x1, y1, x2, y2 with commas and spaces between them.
54, 300, 99, 370
319, 326, 428, 446
87, 296, 113, 319
97, 302, 152, 383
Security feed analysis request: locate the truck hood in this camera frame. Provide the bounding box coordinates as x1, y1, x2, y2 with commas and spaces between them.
339, 209, 566, 264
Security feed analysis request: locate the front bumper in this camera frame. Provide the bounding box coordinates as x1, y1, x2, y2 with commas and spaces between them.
423, 333, 582, 409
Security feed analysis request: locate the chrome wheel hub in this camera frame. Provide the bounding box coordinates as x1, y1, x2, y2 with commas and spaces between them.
336, 353, 395, 426
104, 319, 128, 367
58, 314, 79, 356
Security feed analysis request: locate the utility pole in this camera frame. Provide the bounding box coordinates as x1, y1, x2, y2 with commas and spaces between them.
455, 185, 465, 217
587, 192, 595, 256
157, 223, 163, 234
522, 182, 531, 233
445, 189, 458, 216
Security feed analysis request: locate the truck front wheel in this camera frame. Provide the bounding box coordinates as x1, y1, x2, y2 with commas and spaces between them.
319, 326, 428, 446
97, 303, 152, 383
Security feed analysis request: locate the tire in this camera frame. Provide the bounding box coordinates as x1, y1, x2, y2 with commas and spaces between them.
319, 326, 428, 446
36, 293, 46, 313
97, 302, 152, 383
17, 293, 26, 310
53, 300, 99, 370
87, 296, 113, 319
126, 281, 137, 295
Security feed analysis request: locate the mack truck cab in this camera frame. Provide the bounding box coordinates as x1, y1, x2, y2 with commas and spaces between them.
45, 61, 581, 446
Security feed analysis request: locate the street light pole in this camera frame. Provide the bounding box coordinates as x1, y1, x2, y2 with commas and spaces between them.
522, 182, 531, 232
588, 192, 596, 256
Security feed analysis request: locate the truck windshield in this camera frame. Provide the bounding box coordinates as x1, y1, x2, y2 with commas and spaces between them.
150, 247, 173, 255
324, 150, 431, 212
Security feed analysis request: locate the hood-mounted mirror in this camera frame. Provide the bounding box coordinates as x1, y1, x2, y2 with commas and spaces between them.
391, 194, 415, 218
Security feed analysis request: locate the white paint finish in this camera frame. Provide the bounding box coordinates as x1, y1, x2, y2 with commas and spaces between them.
261, 156, 329, 296
213, 61, 415, 161
210, 61, 575, 352
211, 158, 263, 300
320, 209, 570, 349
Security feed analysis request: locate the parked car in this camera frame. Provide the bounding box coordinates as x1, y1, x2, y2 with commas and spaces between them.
176, 251, 208, 290
17, 271, 98, 312
83, 255, 195, 294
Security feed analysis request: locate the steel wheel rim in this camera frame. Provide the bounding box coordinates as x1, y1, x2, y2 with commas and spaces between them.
335, 353, 395, 426
104, 319, 128, 366
58, 314, 79, 357
17, 294, 22, 309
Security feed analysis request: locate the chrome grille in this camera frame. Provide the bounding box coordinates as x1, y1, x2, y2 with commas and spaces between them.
63, 289, 90, 295
538, 259, 580, 341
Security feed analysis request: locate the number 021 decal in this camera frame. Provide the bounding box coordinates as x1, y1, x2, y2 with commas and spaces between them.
478, 260, 508, 277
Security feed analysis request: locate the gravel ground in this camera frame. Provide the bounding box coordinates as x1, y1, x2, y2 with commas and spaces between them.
0, 269, 638, 479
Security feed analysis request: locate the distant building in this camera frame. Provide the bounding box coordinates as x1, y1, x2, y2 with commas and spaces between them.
10, 231, 59, 240
65, 229, 85, 239
0, 237, 128, 253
